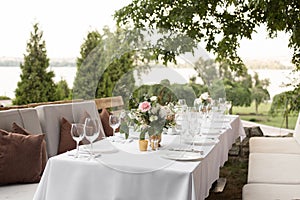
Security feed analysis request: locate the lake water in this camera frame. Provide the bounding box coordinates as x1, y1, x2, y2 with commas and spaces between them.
0, 66, 298, 100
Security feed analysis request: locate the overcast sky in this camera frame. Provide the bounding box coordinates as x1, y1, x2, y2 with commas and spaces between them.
0, 0, 293, 64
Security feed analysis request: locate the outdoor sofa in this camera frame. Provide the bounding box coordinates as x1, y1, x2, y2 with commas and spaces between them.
0, 100, 105, 200
242, 112, 300, 200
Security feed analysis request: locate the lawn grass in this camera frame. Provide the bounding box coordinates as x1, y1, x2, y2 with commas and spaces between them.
233, 102, 298, 130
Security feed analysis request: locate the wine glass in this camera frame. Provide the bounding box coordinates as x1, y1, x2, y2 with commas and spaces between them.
84, 118, 100, 159
70, 123, 85, 158
225, 101, 232, 115
188, 112, 200, 152
109, 114, 121, 136
177, 99, 187, 112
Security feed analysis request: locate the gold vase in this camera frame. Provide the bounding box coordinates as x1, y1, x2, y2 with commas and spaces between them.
139, 140, 148, 151
150, 133, 162, 150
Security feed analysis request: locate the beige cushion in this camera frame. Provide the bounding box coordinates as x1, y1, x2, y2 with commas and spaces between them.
0, 183, 38, 200
0, 130, 44, 185
294, 112, 300, 144
249, 137, 300, 154
0, 108, 42, 134
243, 183, 300, 200
35, 101, 104, 157
248, 153, 300, 184
11, 122, 48, 173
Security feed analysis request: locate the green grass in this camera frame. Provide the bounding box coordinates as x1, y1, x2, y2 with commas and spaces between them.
233, 102, 298, 130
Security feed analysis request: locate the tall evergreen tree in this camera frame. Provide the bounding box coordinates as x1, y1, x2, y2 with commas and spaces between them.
73, 27, 135, 103
73, 30, 103, 100
14, 23, 56, 105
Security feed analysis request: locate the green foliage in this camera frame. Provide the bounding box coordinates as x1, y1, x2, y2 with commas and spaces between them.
270, 90, 300, 128
193, 58, 253, 113
13, 23, 56, 105
251, 72, 270, 114
54, 79, 71, 100
0, 96, 10, 100
130, 80, 204, 108
73, 27, 135, 102
115, 0, 300, 71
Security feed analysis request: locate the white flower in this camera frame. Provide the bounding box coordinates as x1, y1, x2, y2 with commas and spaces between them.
128, 112, 135, 119
149, 115, 158, 122
200, 92, 209, 100
150, 96, 158, 102
194, 98, 201, 104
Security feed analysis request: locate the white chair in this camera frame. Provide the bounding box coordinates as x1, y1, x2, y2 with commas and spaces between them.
249, 111, 300, 154
243, 183, 300, 200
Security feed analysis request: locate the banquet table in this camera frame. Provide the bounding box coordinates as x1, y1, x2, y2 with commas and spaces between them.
33, 115, 245, 200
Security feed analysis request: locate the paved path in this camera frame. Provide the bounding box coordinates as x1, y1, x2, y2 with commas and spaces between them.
241, 120, 294, 136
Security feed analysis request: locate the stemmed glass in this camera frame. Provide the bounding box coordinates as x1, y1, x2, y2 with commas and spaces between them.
109, 114, 121, 136
225, 101, 232, 115
188, 111, 200, 151
177, 99, 188, 112
84, 118, 100, 159
70, 123, 85, 158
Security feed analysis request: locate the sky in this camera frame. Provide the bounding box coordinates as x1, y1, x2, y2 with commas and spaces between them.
0, 0, 294, 65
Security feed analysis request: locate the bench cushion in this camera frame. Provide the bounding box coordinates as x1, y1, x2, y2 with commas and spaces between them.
35, 101, 104, 157
248, 153, 300, 184
243, 183, 300, 200
0, 183, 38, 200
249, 137, 300, 154
0, 108, 42, 134
294, 112, 300, 144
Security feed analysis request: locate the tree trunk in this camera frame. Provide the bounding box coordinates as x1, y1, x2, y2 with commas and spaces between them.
285, 113, 289, 129
229, 106, 233, 115
255, 101, 258, 115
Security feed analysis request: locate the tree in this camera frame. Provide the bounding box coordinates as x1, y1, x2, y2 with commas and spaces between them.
14, 23, 56, 105
73, 27, 135, 105
251, 72, 270, 114
193, 58, 252, 113
115, 0, 300, 71
54, 79, 71, 100
73, 30, 103, 100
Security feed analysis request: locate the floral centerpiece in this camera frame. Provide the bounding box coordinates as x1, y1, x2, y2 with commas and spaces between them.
194, 92, 212, 113
129, 95, 167, 140
199, 92, 212, 105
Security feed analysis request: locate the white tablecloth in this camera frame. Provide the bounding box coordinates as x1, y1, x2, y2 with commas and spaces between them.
33, 115, 245, 200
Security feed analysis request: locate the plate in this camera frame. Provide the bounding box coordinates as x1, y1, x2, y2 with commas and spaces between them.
161, 151, 204, 161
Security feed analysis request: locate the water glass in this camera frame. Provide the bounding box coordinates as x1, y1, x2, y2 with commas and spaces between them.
70, 123, 85, 158
84, 118, 100, 159
109, 114, 121, 136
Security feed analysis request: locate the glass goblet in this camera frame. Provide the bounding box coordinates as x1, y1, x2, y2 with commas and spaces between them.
109, 114, 121, 136
70, 123, 85, 158
84, 118, 100, 159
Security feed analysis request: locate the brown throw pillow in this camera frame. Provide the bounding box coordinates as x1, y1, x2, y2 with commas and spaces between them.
57, 117, 76, 154
100, 108, 113, 137
12, 122, 47, 173
0, 129, 44, 185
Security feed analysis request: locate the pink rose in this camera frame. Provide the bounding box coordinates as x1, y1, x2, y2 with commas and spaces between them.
138, 101, 151, 112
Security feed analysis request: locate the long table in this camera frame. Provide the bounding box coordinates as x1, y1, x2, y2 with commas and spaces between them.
33, 115, 245, 200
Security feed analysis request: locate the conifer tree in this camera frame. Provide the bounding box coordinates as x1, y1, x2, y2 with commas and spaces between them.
14, 23, 56, 105
73, 27, 135, 102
